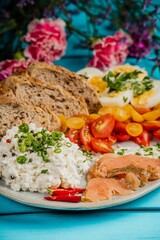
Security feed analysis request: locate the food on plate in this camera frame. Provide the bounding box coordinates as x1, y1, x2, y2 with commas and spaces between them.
131, 81, 160, 109
1, 72, 88, 118
44, 187, 86, 203
77, 67, 106, 94
84, 153, 160, 201
100, 89, 134, 107
63, 110, 160, 151
0, 98, 60, 138
83, 177, 133, 202
105, 64, 148, 78
27, 62, 101, 113
0, 123, 99, 192
88, 153, 160, 183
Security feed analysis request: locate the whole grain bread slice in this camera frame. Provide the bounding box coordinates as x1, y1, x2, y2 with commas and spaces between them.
27, 62, 101, 113
0, 98, 60, 138
4, 73, 89, 117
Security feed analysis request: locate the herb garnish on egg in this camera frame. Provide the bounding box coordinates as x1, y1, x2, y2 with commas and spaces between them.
103, 70, 153, 96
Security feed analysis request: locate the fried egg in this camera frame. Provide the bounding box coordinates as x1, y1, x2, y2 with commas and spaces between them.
100, 89, 134, 107
131, 80, 160, 108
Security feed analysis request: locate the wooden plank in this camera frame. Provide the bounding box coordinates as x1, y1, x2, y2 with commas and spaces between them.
1, 211, 160, 240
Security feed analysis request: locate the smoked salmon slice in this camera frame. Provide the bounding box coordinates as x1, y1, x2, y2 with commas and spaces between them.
84, 154, 160, 202
83, 177, 133, 202
88, 154, 160, 186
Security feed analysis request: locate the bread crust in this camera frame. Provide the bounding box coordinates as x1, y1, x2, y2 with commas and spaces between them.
4, 73, 89, 117
27, 62, 101, 113
0, 97, 60, 138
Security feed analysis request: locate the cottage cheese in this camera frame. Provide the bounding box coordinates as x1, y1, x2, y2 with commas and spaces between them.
0, 124, 99, 193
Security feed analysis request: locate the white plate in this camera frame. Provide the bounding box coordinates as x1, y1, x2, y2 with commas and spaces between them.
1, 139, 160, 211
1, 179, 160, 211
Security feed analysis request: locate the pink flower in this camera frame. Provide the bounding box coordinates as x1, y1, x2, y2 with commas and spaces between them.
88, 30, 133, 71
23, 18, 67, 62
0, 59, 31, 80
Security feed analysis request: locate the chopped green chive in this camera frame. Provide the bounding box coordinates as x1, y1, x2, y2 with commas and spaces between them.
54, 148, 62, 153
66, 142, 72, 147
41, 169, 48, 174
19, 123, 29, 133
16, 155, 27, 164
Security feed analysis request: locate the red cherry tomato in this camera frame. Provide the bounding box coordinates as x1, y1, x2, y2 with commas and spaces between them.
67, 129, 81, 145
91, 138, 112, 153
80, 124, 93, 151
133, 129, 150, 147
114, 121, 127, 132
116, 132, 131, 142
153, 129, 160, 140
107, 134, 117, 145
142, 121, 160, 131
91, 113, 115, 139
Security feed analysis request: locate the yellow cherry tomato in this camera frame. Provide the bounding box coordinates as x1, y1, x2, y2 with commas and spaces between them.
58, 114, 67, 132
113, 105, 131, 122
154, 104, 160, 110
98, 106, 114, 116
131, 109, 144, 123
126, 123, 143, 137
66, 117, 85, 129
89, 114, 100, 119
143, 110, 160, 121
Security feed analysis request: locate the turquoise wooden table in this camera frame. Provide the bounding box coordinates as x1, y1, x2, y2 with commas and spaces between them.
1, 55, 160, 240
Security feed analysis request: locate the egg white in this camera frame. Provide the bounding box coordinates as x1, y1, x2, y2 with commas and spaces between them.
131, 80, 160, 108
104, 64, 148, 80
77, 67, 104, 79
100, 89, 134, 107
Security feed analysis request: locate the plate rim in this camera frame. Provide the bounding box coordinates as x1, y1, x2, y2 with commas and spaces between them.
1, 179, 160, 211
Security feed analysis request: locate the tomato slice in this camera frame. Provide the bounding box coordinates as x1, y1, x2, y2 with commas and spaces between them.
91, 113, 115, 139
67, 129, 81, 145
80, 124, 93, 151
91, 138, 112, 153
116, 132, 131, 142
133, 130, 150, 147
66, 117, 85, 129
107, 134, 117, 145
153, 129, 160, 140
142, 121, 160, 131
114, 121, 128, 132
74, 114, 92, 123
126, 123, 143, 137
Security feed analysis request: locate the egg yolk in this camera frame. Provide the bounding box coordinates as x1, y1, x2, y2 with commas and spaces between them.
107, 92, 121, 98
132, 90, 154, 106
112, 65, 147, 79
88, 76, 107, 93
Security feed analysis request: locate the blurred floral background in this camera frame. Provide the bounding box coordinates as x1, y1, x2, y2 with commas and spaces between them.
0, 0, 160, 80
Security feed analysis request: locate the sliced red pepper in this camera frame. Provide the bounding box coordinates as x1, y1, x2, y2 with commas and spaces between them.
48, 188, 85, 196
44, 195, 82, 203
